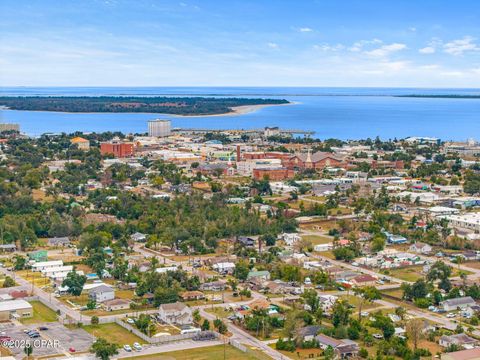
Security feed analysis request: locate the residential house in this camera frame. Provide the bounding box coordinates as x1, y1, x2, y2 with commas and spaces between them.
351, 274, 377, 287
247, 270, 271, 282
297, 325, 322, 342
47, 237, 71, 247
104, 299, 131, 311
441, 348, 480, 360
315, 334, 359, 358
0, 244, 17, 252
88, 285, 115, 303
238, 236, 255, 247
158, 302, 193, 325
439, 334, 479, 349
282, 233, 301, 246
131, 232, 147, 242
180, 291, 205, 301
212, 262, 235, 275
409, 242, 432, 254
200, 281, 227, 292
440, 297, 477, 312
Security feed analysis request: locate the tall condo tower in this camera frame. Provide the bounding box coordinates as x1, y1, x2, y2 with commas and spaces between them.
148, 119, 172, 137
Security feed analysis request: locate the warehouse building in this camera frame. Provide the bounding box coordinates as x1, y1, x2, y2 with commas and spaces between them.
0, 299, 33, 321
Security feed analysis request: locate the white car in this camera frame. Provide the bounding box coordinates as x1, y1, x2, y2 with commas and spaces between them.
133, 342, 142, 351
126, 318, 135, 324
123, 345, 132, 352
373, 333, 383, 339
360, 311, 369, 317
446, 313, 456, 318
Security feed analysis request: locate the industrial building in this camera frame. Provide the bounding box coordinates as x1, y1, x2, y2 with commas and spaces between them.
0, 299, 33, 320
148, 119, 172, 137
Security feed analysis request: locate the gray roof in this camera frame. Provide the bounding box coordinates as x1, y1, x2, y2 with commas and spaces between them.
441, 296, 476, 307
89, 285, 114, 294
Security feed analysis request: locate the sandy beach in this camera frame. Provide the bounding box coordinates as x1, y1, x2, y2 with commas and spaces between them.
171, 101, 295, 118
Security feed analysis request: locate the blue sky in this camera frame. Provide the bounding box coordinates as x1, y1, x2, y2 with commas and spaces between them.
1, 0, 480, 87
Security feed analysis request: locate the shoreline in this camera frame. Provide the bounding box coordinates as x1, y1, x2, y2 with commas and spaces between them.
172, 101, 296, 118
0, 101, 295, 118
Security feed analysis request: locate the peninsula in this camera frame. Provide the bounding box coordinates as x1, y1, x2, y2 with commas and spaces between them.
0, 96, 289, 116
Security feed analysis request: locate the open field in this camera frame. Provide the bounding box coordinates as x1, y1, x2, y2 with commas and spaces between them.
339, 295, 381, 310
17, 270, 51, 287
301, 234, 332, 245
20, 301, 58, 324
386, 265, 472, 282
83, 323, 144, 345
124, 345, 262, 360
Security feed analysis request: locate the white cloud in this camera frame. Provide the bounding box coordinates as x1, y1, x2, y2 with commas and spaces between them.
409, 27, 417, 32
443, 36, 479, 56
420, 64, 440, 70
299, 27, 313, 32
267, 42, 279, 49
364, 43, 407, 57
349, 39, 382, 52
441, 71, 464, 76
313, 43, 344, 51
419, 46, 435, 54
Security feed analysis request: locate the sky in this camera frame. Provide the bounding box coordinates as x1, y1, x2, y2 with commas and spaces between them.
1, 0, 480, 87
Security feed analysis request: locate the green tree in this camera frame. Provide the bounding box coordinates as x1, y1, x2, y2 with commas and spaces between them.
90, 338, 119, 360
62, 269, 87, 297
354, 286, 381, 320
2, 276, 15, 288
233, 261, 250, 281
201, 319, 210, 331
24, 344, 33, 359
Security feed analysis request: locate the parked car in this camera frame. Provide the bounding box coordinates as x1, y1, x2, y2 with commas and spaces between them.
133, 342, 142, 351
38, 326, 49, 331
124, 345, 132, 352
127, 318, 135, 324
446, 313, 456, 318
373, 334, 384, 339
69, 347, 76, 353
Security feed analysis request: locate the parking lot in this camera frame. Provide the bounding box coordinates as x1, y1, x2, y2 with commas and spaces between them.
0, 321, 94, 357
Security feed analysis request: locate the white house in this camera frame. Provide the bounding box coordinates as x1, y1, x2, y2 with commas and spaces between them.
440, 297, 476, 312
88, 285, 115, 303
158, 302, 193, 325
212, 262, 235, 274
409, 242, 432, 254
282, 233, 301, 246
31, 260, 63, 272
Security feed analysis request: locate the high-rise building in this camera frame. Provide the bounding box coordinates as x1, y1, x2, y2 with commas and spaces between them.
148, 119, 171, 137
0, 123, 20, 132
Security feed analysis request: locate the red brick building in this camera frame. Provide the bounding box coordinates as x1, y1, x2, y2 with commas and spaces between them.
283, 151, 343, 170
100, 142, 134, 158
253, 168, 294, 181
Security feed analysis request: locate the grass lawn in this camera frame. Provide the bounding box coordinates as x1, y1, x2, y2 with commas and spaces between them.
83, 323, 145, 345
205, 306, 233, 319
301, 234, 332, 245
269, 344, 323, 359
17, 270, 51, 287
20, 301, 57, 324
126, 345, 262, 360
386, 266, 425, 282
339, 295, 380, 310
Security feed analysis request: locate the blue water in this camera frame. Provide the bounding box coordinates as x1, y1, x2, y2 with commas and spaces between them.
1, 87, 480, 140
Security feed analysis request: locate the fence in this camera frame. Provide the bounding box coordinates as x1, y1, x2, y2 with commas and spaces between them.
114, 318, 219, 344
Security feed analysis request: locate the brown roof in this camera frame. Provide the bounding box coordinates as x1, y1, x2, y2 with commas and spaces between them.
352, 274, 377, 283
104, 299, 130, 306
442, 348, 480, 360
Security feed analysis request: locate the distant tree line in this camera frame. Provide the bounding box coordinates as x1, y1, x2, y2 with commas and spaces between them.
0, 96, 289, 115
